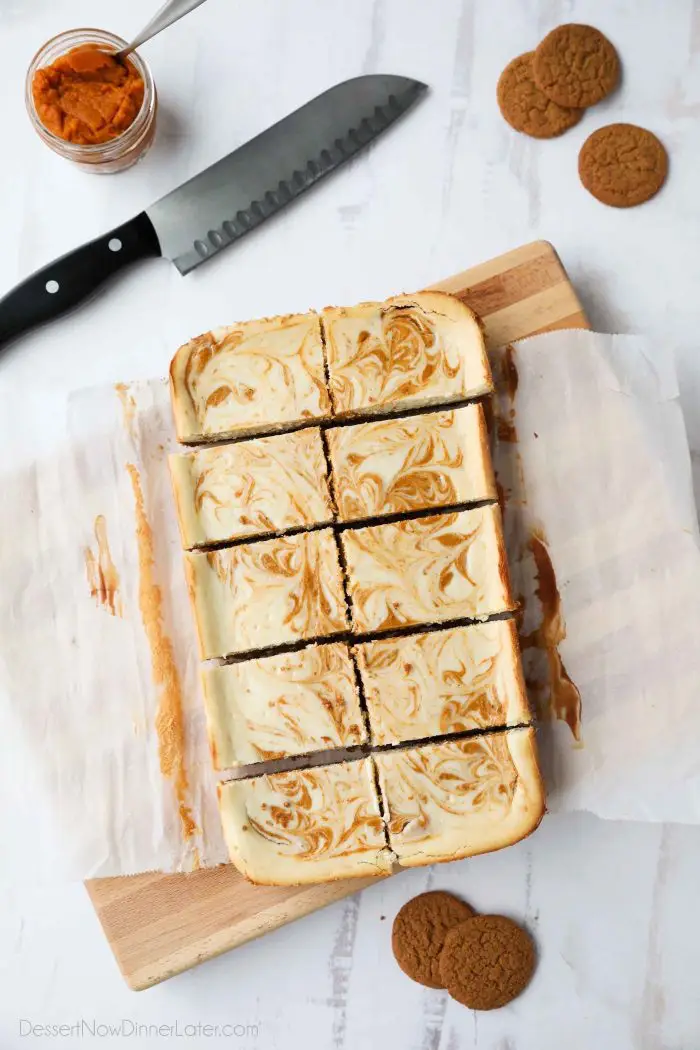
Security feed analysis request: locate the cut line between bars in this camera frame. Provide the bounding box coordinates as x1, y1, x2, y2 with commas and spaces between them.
184, 496, 498, 552
175, 390, 493, 450
218, 720, 535, 782
209, 608, 517, 667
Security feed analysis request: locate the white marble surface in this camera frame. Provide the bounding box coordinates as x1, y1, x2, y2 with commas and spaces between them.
1, 0, 700, 1047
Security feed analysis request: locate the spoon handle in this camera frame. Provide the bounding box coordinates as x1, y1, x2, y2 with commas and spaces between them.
123, 0, 209, 55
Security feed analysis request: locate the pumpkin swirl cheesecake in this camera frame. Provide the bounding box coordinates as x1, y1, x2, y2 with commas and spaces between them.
374, 727, 543, 867
168, 291, 545, 884
202, 643, 367, 768
322, 292, 491, 417
170, 426, 333, 548
170, 312, 330, 443
326, 404, 495, 522
354, 619, 530, 745
183, 528, 349, 659
218, 758, 393, 884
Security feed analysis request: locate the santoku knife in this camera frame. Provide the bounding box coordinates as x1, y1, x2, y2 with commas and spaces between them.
0, 74, 427, 348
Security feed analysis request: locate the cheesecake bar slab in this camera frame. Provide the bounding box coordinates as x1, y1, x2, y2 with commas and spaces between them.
218, 757, 393, 884
326, 404, 495, 522
355, 619, 530, 746
170, 427, 333, 549
184, 528, 349, 658
323, 292, 491, 418
340, 504, 514, 633
374, 727, 544, 867
170, 312, 331, 443
202, 642, 367, 768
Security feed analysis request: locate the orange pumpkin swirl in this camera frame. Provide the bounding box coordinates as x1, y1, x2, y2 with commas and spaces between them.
374, 728, 545, 867
323, 293, 491, 417
217, 758, 393, 883
247, 766, 385, 858
184, 529, 348, 658
327, 405, 495, 521
170, 427, 333, 548
355, 620, 529, 745
341, 505, 515, 633
201, 643, 367, 768
170, 314, 331, 442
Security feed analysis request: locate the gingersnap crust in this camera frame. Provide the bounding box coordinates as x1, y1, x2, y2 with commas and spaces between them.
497, 52, 582, 139
578, 123, 668, 207
439, 914, 536, 1010
391, 891, 475, 989
533, 24, 620, 108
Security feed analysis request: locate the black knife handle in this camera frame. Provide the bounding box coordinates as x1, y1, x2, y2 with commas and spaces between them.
0, 212, 161, 349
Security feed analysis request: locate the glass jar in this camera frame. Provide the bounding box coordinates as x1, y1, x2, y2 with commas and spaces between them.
25, 28, 157, 174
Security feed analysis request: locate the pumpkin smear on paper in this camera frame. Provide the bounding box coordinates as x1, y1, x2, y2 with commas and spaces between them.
490, 342, 582, 743
521, 528, 583, 743
85, 514, 122, 616
126, 463, 197, 842
115, 382, 138, 440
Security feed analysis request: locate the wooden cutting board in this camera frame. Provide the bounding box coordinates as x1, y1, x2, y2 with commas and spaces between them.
87, 239, 587, 991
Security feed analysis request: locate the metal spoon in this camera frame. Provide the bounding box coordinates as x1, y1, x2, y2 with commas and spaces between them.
114, 0, 209, 61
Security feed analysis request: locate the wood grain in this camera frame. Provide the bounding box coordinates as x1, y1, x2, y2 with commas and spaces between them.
87, 239, 587, 991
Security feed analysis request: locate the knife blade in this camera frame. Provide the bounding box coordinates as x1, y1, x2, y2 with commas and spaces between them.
0, 74, 427, 348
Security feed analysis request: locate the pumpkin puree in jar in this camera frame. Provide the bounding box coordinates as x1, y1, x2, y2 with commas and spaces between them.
32, 46, 144, 145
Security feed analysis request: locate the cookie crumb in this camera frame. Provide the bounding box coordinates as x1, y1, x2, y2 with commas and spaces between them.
533, 24, 620, 108
578, 123, 668, 207
497, 52, 582, 138
392, 891, 475, 989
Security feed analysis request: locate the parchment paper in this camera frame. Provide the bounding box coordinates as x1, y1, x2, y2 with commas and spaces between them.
1, 330, 699, 883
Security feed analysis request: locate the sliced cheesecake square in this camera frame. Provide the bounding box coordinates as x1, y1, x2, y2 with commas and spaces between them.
170, 427, 333, 549
202, 642, 367, 768
340, 504, 515, 634
354, 619, 530, 746
322, 292, 491, 418
183, 528, 349, 658
170, 312, 331, 443
374, 727, 545, 867
326, 404, 495, 522
218, 757, 393, 884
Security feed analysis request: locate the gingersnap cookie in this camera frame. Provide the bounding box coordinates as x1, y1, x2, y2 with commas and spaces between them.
533, 24, 620, 108
439, 915, 536, 1010
392, 891, 476, 989
578, 123, 668, 207
497, 52, 582, 138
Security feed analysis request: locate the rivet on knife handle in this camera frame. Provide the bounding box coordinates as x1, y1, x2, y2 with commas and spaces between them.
0, 214, 160, 350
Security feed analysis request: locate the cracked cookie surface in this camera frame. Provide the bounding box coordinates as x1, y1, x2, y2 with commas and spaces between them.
497, 52, 582, 138
533, 23, 620, 108
392, 891, 476, 989
439, 914, 536, 1010
578, 123, 668, 207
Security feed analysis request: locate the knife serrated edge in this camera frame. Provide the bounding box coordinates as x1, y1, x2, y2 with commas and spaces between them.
174, 86, 424, 274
